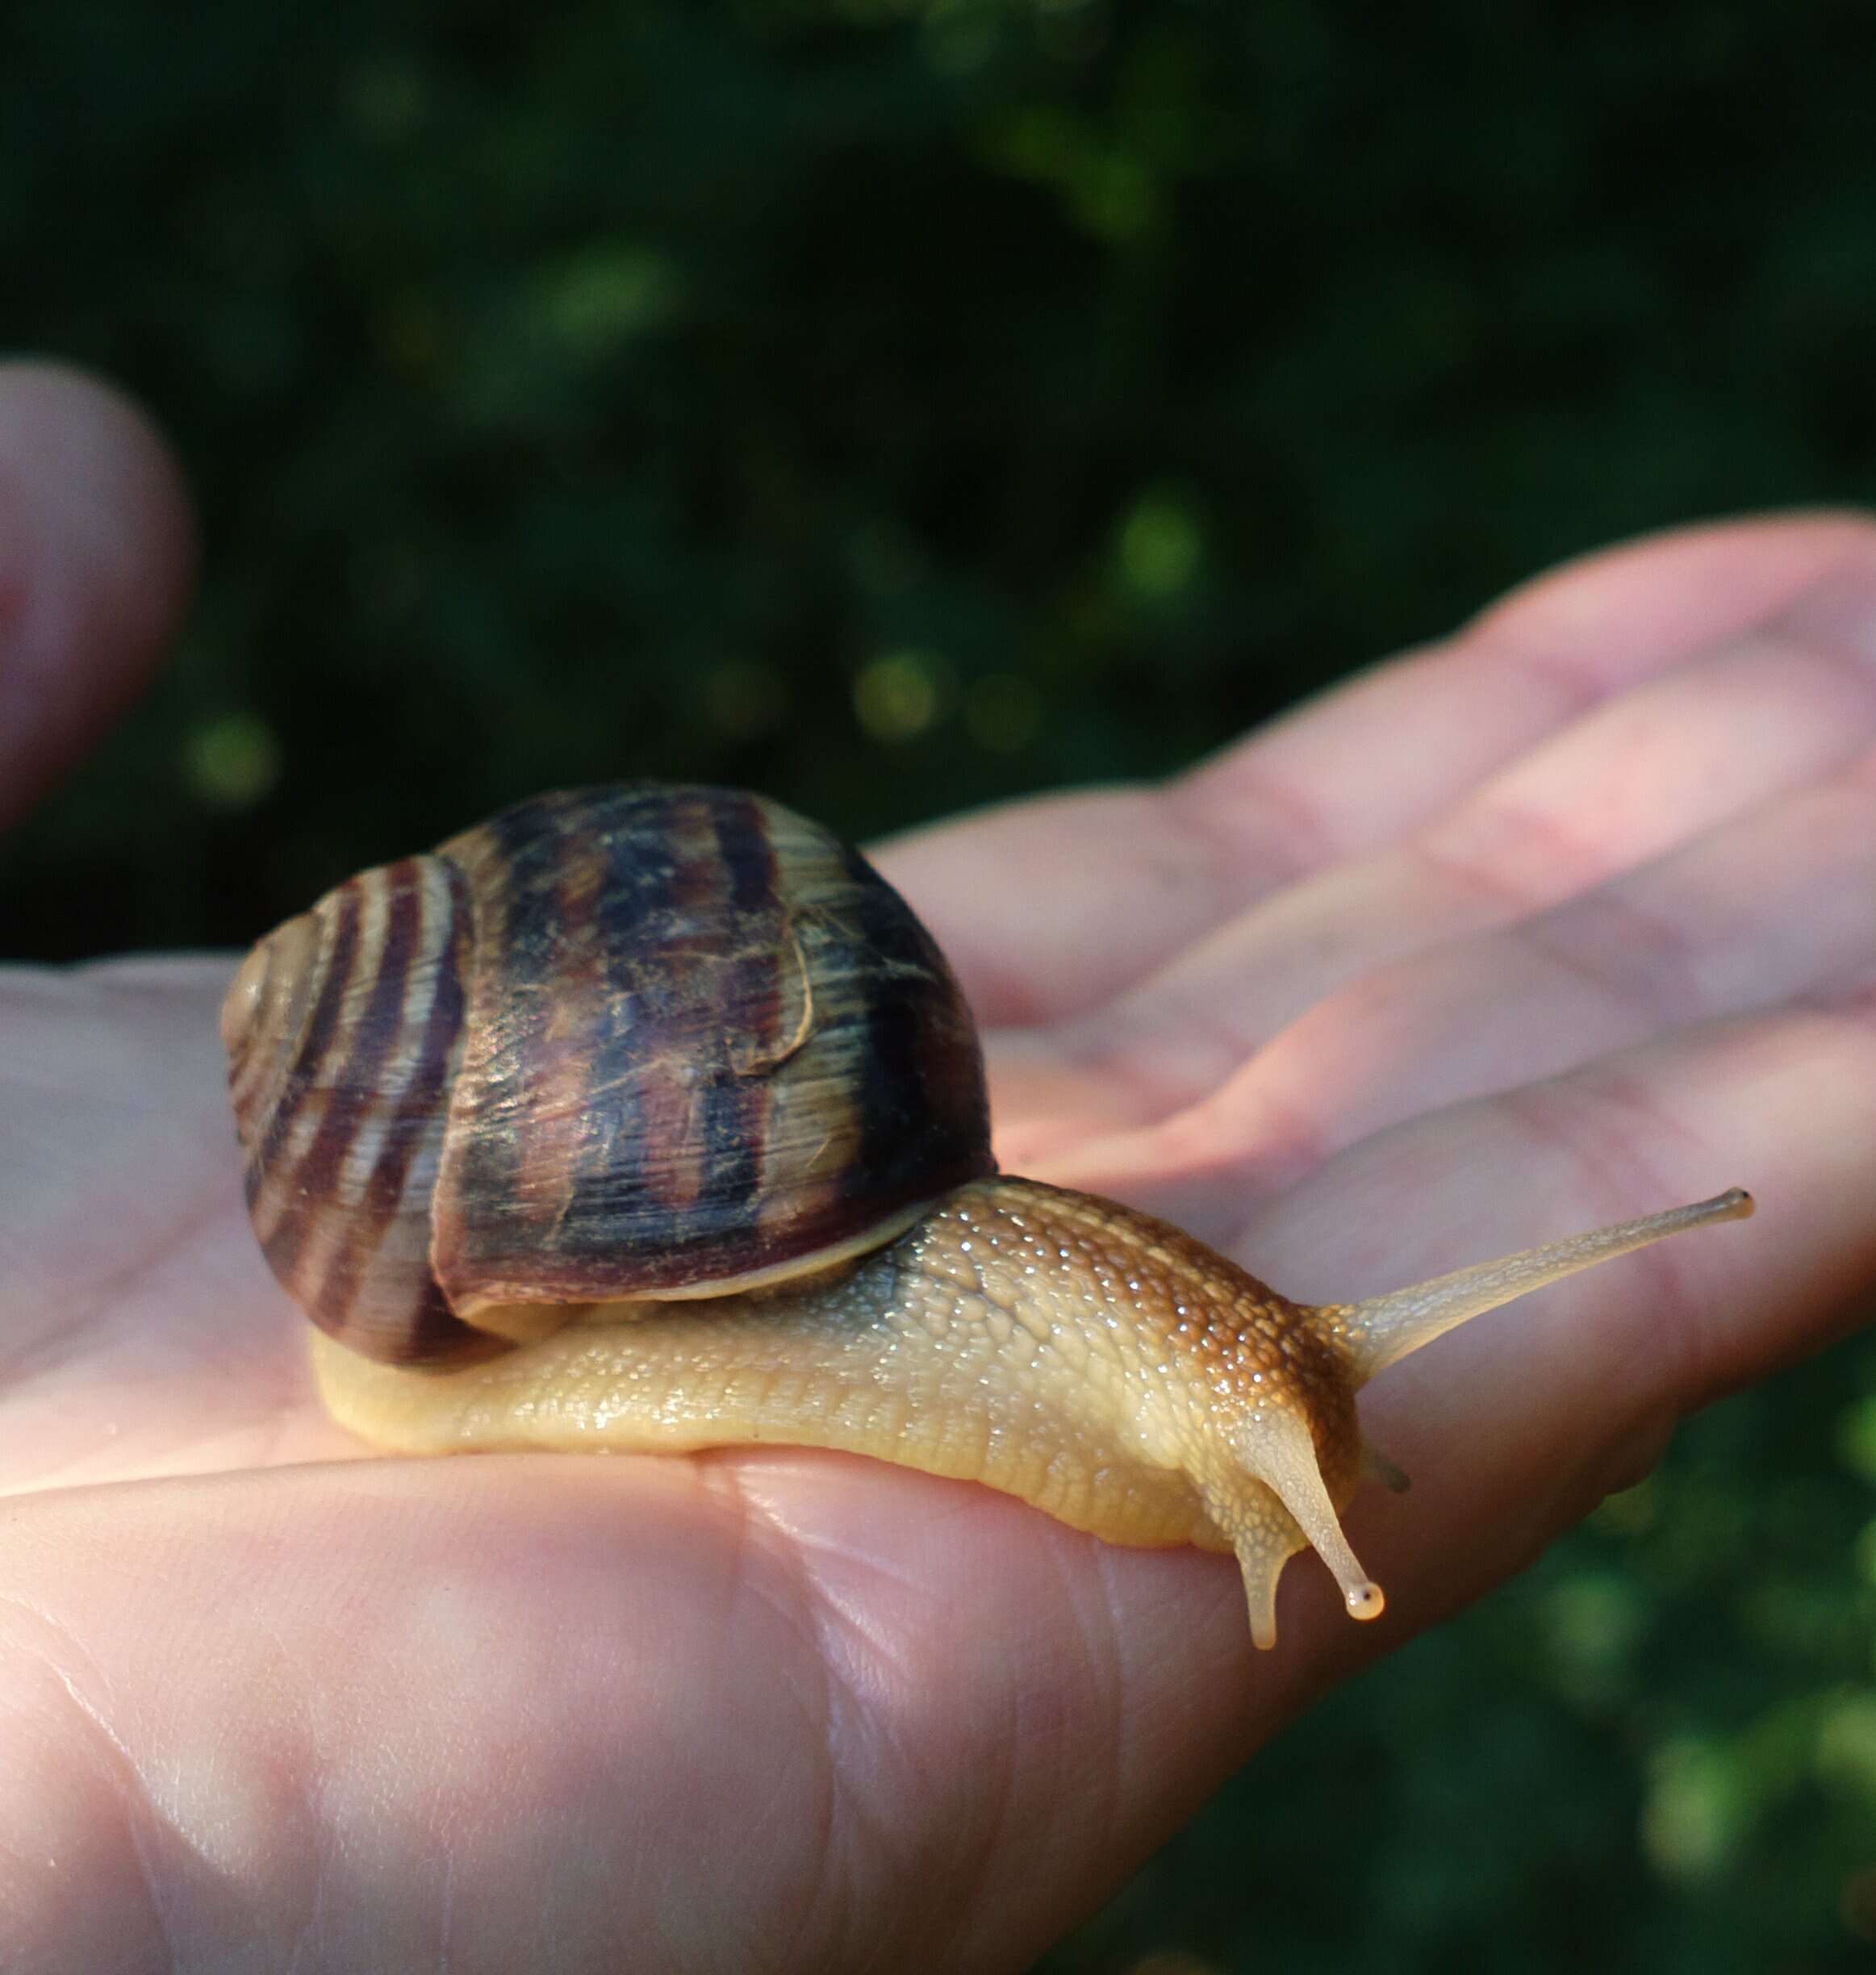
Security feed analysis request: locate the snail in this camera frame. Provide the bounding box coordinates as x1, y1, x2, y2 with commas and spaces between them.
222, 783, 1753, 1647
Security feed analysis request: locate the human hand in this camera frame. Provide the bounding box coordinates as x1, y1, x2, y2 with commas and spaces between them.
2, 361, 1872, 1972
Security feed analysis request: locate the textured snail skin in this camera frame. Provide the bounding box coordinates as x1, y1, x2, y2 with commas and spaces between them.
312, 1177, 1360, 1647
310, 1172, 1756, 1649
226, 783, 1757, 1647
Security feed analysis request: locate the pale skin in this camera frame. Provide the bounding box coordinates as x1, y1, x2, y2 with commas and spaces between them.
2, 362, 1875, 1973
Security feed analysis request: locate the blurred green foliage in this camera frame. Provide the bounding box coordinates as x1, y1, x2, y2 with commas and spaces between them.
6, 0, 1876, 1967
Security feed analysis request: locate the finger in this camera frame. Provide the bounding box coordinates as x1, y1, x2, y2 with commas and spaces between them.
882, 511, 1876, 1025
1047, 744, 1876, 1229
997, 578, 1876, 1155
0, 361, 194, 829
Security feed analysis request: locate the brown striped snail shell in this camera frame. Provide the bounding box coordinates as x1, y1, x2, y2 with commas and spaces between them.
223, 785, 992, 1366
223, 782, 1753, 1649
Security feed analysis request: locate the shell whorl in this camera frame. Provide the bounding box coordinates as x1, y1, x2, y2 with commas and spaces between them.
224, 850, 474, 1363
224, 785, 996, 1363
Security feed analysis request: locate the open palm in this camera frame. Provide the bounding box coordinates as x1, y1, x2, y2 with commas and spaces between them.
3, 365, 1874, 1973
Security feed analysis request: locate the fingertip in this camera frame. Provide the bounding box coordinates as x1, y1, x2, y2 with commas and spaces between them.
0, 359, 198, 829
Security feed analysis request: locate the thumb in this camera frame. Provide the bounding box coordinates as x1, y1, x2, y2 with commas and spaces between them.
0, 361, 196, 829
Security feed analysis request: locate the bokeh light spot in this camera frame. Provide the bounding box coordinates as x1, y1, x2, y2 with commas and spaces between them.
1117, 489, 1202, 597
185, 714, 282, 812
539, 243, 684, 354
854, 649, 948, 741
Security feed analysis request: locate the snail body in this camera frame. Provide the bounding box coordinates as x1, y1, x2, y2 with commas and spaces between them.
224, 784, 1753, 1647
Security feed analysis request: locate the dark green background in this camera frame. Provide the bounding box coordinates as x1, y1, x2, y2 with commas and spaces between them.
8, 2, 1876, 1968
